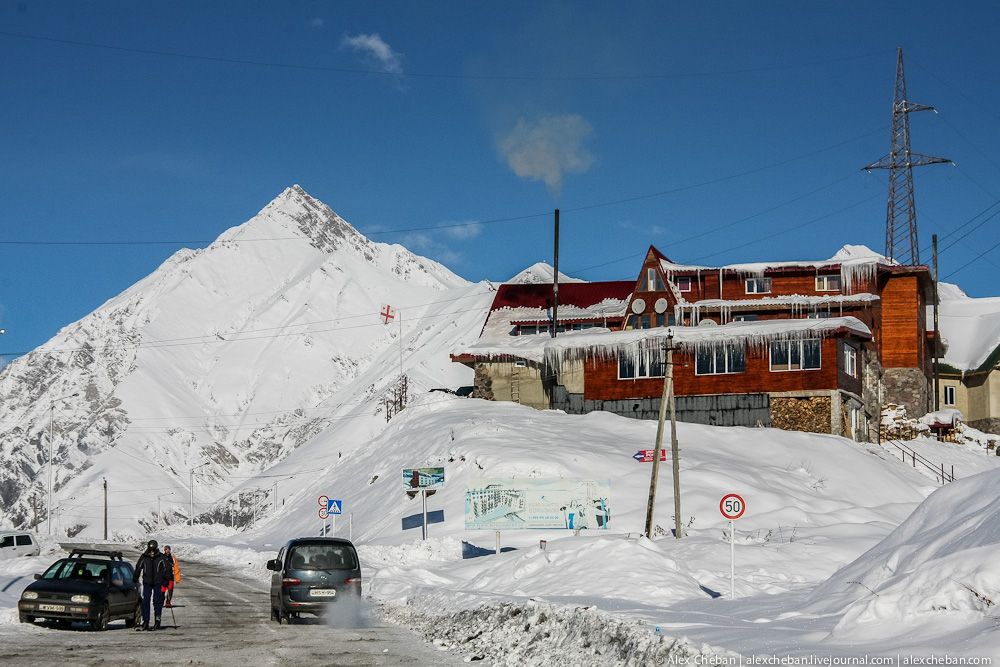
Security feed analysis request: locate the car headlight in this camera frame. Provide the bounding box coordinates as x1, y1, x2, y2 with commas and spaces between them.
70, 595, 90, 603
22, 591, 38, 600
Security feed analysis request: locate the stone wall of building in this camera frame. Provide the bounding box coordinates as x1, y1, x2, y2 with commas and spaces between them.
550, 387, 772, 426
883, 367, 931, 419
770, 396, 832, 434
472, 363, 494, 401
968, 417, 1000, 436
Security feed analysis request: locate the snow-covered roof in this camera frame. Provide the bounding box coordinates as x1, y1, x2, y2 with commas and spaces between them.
458, 316, 872, 364
659, 244, 900, 293
478, 281, 634, 343
936, 282, 1000, 372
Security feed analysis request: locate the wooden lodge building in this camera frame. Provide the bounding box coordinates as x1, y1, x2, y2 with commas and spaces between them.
452, 245, 935, 441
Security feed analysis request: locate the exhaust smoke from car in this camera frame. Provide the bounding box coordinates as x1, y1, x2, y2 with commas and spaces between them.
323, 594, 373, 629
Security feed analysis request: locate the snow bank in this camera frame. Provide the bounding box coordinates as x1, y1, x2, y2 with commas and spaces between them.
806, 469, 1000, 651
382, 598, 735, 667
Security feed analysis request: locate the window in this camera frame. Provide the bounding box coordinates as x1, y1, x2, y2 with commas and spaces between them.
644, 268, 666, 292
0, 536, 13, 548
15, 535, 32, 546
816, 274, 842, 292
618, 349, 665, 379
695, 345, 746, 375
806, 311, 831, 319
732, 314, 758, 322
844, 343, 858, 378
944, 385, 957, 406
770, 339, 822, 371
288, 543, 359, 570
675, 276, 692, 292
745, 278, 772, 294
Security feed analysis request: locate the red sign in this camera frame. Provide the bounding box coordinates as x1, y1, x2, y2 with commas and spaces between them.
719, 493, 746, 520
380, 305, 395, 324
633, 450, 668, 462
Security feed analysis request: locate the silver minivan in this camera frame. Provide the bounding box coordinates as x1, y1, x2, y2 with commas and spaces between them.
0, 531, 41, 559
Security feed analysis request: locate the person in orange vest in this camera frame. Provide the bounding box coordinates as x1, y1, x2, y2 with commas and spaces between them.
162, 545, 181, 608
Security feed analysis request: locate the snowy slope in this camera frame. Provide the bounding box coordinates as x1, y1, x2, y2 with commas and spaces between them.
0, 185, 495, 535
149, 395, 994, 664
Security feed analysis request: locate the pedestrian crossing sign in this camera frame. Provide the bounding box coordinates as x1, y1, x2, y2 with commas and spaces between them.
327, 499, 343, 515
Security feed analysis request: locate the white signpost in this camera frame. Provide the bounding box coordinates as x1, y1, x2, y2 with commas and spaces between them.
719, 493, 746, 600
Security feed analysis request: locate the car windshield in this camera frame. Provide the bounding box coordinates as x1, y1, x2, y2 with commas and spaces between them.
42, 560, 109, 581
287, 544, 357, 571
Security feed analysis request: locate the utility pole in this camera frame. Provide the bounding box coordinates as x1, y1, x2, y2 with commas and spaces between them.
103, 477, 108, 541
552, 209, 560, 338
932, 234, 940, 411
645, 332, 680, 538
669, 342, 681, 540
864, 48, 950, 265
272, 481, 278, 514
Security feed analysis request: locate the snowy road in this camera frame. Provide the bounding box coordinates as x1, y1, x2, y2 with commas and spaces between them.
0, 545, 469, 666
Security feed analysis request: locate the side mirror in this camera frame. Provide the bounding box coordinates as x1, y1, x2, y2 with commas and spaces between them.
33, 573, 42, 580
266, 559, 280, 572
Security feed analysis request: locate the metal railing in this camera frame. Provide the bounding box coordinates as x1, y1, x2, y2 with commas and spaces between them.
887, 439, 955, 484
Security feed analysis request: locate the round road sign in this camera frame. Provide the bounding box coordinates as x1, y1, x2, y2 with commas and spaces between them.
318, 507, 329, 520
719, 493, 746, 520
317, 495, 329, 508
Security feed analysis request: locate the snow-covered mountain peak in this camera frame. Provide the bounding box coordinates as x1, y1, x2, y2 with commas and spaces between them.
508, 262, 585, 285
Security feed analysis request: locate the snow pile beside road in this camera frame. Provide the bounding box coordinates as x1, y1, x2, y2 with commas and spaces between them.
359, 536, 463, 566
383, 598, 734, 667
807, 469, 1000, 652
0, 539, 66, 625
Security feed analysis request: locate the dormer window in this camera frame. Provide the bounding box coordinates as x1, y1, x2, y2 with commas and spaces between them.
816, 275, 842, 292
745, 278, 772, 294
644, 267, 666, 292
675, 276, 692, 292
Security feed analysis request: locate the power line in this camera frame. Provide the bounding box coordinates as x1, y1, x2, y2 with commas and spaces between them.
0, 30, 888, 82
567, 170, 861, 275
0, 127, 884, 249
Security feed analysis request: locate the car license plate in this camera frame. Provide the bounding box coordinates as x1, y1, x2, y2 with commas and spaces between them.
309, 589, 336, 598
39, 604, 65, 612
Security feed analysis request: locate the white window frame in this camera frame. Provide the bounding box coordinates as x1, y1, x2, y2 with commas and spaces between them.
944, 385, 957, 406
844, 343, 858, 378
675, 276, 692, 292
617, 349, 666, 380
816, 274, 842, 292
694, 344, 747, 376
745, 277, 772, 294
769, 339, 822, 372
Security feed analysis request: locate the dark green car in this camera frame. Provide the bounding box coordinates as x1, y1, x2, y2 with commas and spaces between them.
18, 548, 141, 630
267, 538, 362, 624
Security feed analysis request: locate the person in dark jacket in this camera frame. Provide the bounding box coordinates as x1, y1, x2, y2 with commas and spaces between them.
133, 539, 170, 630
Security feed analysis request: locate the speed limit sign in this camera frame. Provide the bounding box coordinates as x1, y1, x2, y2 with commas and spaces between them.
719, 493, 746, 520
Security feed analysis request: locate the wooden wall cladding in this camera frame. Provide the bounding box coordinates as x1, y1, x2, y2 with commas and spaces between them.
583, 337, 848, 401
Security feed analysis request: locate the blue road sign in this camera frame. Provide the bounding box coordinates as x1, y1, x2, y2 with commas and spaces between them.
327, 499, 343, 515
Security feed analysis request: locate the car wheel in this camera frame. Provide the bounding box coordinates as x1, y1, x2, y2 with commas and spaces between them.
90, 603, 110, 631
19, 614, 35, 624
125, 604, 140, 628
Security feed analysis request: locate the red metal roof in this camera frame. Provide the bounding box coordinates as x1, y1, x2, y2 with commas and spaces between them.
489, 281, 635, 311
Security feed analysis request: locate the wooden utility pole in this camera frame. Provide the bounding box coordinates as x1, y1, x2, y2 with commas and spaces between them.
103, 477, 108, 541
645, 333, 679, 537
932, 234, 940, 411
552, 209, 560, 338
669, 344, 682, 539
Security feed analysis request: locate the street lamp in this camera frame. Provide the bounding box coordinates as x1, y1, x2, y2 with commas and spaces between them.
189, 462, 210, 526
48, 391, 80, 536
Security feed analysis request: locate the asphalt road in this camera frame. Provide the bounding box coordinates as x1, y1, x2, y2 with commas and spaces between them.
0, 545, 470, 667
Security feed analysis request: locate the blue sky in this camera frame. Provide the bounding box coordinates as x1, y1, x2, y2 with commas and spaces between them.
2, 1, 1000, 356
